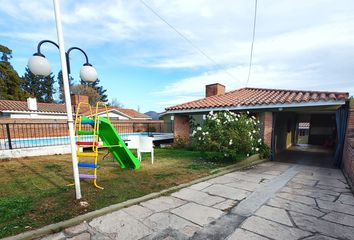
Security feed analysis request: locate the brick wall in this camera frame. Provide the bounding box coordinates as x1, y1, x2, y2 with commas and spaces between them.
174, 115, 190, 141
342, 105, 354, 188
260, 112, 273, 147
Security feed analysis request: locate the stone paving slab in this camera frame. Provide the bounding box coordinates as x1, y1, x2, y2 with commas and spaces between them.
241, 216, 312, 240
171, 202, 224, 226
254, 205, 293, 226
226, 228, 269, 240
303, 235, 338, 240
212, 199, 238, 211
267, 197, 326, 217
171, 188, 225, 206
188, 182, 211, 191
225, 179, 263, 191
89, 210, 153, 240
143, 212, 201, 237
276, 192, 317, 206
321, 211, 354, 227
290, 211, 354, 240
202, 184, 250, 200
316, 199, 354, 215
140, 196, 186, 212
122, 205, 154, 220
338, 194, 354, 206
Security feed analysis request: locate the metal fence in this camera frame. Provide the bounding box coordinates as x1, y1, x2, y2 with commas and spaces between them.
0, 121, 172, 150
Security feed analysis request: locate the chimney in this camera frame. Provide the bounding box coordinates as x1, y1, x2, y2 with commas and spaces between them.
70, 94, 89, 106
205, 83, 225, 97
27, 97, 37, 111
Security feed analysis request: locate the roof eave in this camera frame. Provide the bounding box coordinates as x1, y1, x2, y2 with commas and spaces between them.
1, 110, 67, 115
165, 100, 347, 114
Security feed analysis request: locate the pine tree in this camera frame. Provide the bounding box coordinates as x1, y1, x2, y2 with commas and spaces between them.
0, 44, 28, 100
21, 67, 55, 103
57, 70, 74, 103
80, 78, 108, 103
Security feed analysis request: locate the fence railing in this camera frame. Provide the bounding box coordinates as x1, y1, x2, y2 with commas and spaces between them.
0, 121, 173, 150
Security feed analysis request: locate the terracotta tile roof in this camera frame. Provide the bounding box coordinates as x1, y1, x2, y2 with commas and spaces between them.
166, 87, 349, 111
0, 99, 66, 113
84, 107, 151, 119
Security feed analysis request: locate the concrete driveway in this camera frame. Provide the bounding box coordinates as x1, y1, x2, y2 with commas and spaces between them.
43, 161, 354, 240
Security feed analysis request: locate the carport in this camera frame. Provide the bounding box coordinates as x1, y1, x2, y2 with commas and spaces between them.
272, 104, 348, 167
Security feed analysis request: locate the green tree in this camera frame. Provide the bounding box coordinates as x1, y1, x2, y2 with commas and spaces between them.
0, 44, 28, 100
81, 78, 108, 103
57, 70, 74, 103
21, 67, 55, 103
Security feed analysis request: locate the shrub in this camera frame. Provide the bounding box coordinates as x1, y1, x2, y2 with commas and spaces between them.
172, 136, 188, 149
191, 110, 263, 161
259, 142, 271, 159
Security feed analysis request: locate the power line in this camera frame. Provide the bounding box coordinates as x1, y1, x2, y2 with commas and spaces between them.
139, 0, 237, 82
245, 0, 258, 87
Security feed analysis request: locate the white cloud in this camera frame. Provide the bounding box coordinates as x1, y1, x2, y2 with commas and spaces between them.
1, 0, 353, 111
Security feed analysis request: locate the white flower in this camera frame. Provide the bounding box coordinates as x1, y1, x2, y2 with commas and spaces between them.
252, 147, 254, 150
251, 116, 256, 120
247, 111, 250, 114
247, 153, 250, 157
205, 131, 209, 135
198, 137, 201, 140
256, 148, 259, 152
258, 138, 262, 143
202, 132, 205, 135
229, 139, 233, 145
192, 130, 196, 136
197, 126, 202, 131
252, 130, 256, 133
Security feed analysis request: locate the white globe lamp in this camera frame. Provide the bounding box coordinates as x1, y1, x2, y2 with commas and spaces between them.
28, 54, 51, 77
80, 64, 97, 83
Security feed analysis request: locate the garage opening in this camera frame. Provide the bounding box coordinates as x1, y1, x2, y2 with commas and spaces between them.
273, 112, 337, 167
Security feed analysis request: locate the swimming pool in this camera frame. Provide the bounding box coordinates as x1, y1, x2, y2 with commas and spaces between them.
0, 132, 173, 150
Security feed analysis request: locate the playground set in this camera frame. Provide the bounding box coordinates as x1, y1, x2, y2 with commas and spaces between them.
74, 102, 140, 189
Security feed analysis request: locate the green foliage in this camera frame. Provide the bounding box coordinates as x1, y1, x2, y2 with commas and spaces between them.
258, 142, 271, 159
21, 67, 55, 103
172, 136, 188, 149
57, 70, 74, 103
81, 78, 108, 103
191, 110, 262, 161
0, 44, 28, 100
0, 44, 12, 62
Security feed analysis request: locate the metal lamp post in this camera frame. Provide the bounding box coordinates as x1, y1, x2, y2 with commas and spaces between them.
27, 0, 97, 200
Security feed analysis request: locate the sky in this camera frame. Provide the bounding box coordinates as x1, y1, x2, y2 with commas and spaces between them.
1, 0, 354, 113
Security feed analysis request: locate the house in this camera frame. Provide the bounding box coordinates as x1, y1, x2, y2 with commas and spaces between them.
0, 94, 151, 120
163, 83, 354, 187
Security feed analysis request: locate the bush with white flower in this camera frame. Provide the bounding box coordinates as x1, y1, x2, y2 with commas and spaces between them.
191, 110, 267, 161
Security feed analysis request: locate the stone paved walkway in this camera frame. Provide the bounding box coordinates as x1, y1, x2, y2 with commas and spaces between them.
42, 161, 354, 240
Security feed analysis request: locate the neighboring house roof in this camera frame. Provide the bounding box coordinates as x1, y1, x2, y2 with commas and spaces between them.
165, 87, 349, 112
0, 99, 66, 113
0, 100, 151, 120
85, 107, 151, 120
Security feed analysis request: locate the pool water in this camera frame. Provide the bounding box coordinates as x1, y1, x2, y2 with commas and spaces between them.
1, 132, 173, 150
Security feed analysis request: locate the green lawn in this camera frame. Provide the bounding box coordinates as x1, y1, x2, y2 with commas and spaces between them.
0, 148, 242, 238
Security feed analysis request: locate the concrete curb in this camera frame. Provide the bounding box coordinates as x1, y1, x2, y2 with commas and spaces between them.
4, 155, 267, 240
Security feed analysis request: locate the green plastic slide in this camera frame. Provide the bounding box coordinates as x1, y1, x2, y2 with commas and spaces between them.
98, 117, 140, 169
